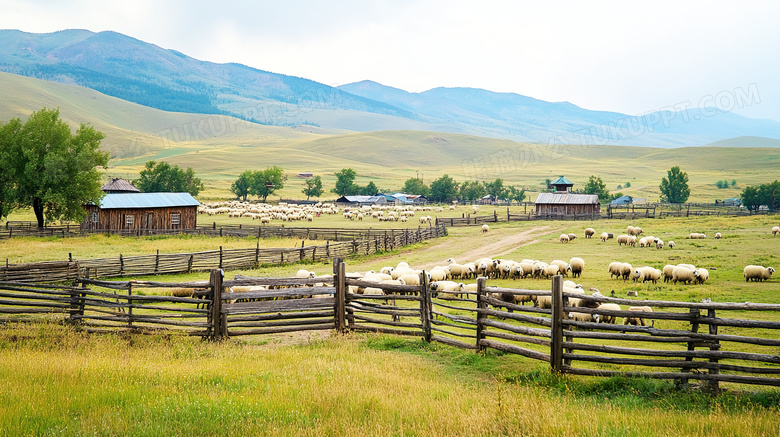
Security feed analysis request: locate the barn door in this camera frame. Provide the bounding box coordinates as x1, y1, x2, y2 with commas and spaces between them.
145, 212, 153, 230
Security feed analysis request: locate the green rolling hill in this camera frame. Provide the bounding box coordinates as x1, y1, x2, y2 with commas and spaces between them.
1, 71, 779, 203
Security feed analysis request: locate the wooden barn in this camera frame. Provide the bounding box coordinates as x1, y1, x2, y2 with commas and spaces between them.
535, 192, 600, 216
82, 192, 200, 231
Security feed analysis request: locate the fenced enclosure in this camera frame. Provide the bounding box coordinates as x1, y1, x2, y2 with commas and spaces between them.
0, 267, 778, 392
0, 225, 446, 282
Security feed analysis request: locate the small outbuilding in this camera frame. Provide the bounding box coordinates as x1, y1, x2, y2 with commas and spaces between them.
100, 177, 140, 194
535, 192, 600, 216
335, 195, 388, 207
82, 192, 200, 231
548, 176, 574, 193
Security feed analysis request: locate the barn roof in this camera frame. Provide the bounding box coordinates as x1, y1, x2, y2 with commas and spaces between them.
95, 193, 200, 209
535, 193, 599, 205
336, 195, 387, 204
100, 178, 140, 193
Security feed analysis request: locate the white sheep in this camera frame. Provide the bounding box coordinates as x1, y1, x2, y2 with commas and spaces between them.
429, 268, 449, 282
559, 233, 570, 243
772, 226, 780, 236
689, 232, 707, 239
567, 233, 577, 241
628, 236, 637, 247
550, 260, 571, 277
667, 241, 676, 249
662, 264, 676, 283
619, 263, 633, 281
600, 232, 609, 242
482, 224, 490, 233
608, 261, 622, 279
640, 267, 662, 284
596, 303, 621, 324
399, 273, 423, 286
430, 281, 465, 298
743, 265, 775, 282
616, 234, 629, 246
627, 225, 635, 235
569, 257, 585, 278
568, 311, 598, 323
695, 268, 710, 284
714, 232, 722, 239
655, 239, 664, 250
622, 306, 653, 326
296, 269, 317, 279
672, 265, 700, 285
584, 228, 595, 238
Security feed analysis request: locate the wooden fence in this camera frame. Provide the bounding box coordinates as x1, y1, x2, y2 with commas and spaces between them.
1, 268, 778, 391
0, 225, 446, 282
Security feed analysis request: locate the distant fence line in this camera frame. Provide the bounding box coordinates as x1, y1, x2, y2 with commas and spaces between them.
0, 225, 447, 282
1, 267, 778, 392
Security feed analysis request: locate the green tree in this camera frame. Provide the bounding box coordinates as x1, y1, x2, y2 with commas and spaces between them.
358, 181, 379, 196
402, 178, 429, 196
659, 166, 690, 203
741, 185, 762, 211
731, 180, 737, 187
583, 175, 610, 200
250, 166, 285, 203
757, 180, 780, 211
331, 168, 357, 196
231, 170, 254, 201
459, 180, 486, 201
302, 176, 323, 200
484, 178, 506, 200
625, 181, 631, 188
2, 108, 109, 227
505, 185, 526, 203
135, 160, 204, 196
429, 174, 459, 203
715, 180, 725, 189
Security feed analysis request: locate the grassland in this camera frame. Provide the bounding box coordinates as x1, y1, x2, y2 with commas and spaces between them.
0, 323, 777, 437
1, 212, 779, 435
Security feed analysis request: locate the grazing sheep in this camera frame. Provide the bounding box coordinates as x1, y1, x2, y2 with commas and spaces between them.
564, 287, 585, 307
430, 281, 465, 298
628, 236, 637, 247
296, 269, 317, 279
544, 264, 560, 278
714, 232, 722, 239
655, 240, 664, 250
627, 225, 635, 235
616, 234, 630, 246
619, 263, 633, 281
429, 268, 449, 282
623, 306, 653, 326
662, 265, 676, 283
481, 224, 490, 233
743, 265, 776, 282
695, 268, 710, 284
596, 303, 622, 324
559, 233, 570, 243
569, 257, 585, 278
563, 280, 582, 289
667, 241, 676, 249
600, 232, 609, 242
672, 265, 700, 285
638, 267, 662, 284
569, 311, 598, 323
632, 227, 643, 236
380, 266, 395, 275
567, 233, 577, 241
584, 228, 595, 238
608, 262, 622, 279
689, 232, 707, 239
399, 273, 423, 287
772, 226, 780, 236
550, 260, 571, 277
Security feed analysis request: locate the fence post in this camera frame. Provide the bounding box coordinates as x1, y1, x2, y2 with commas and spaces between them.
209, 269, 224, 340
420, 271, 432, 342
219, 246, 223, 269
154, 250, 159, 273
334, 258, 346, 333
678, 308, 700, 387
127, 283, 134, 330
707, 308, 721, 395
475, 277, 487, 352
550, 275, 564, 373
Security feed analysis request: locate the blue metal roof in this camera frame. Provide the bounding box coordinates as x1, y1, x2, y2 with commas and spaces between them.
97, 193, 200, 209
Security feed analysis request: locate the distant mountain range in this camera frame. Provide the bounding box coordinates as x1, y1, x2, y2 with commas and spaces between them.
1, 29, 779, 148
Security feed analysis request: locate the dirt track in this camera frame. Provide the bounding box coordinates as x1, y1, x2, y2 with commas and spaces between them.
417, 225, 560, 270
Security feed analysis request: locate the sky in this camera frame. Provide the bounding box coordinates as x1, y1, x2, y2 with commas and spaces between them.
2, 0, 780, 121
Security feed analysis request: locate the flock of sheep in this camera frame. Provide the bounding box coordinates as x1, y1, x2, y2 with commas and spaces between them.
198, 201, 340, 223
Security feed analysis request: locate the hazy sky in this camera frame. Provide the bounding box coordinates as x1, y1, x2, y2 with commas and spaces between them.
3, 0, 780, 121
